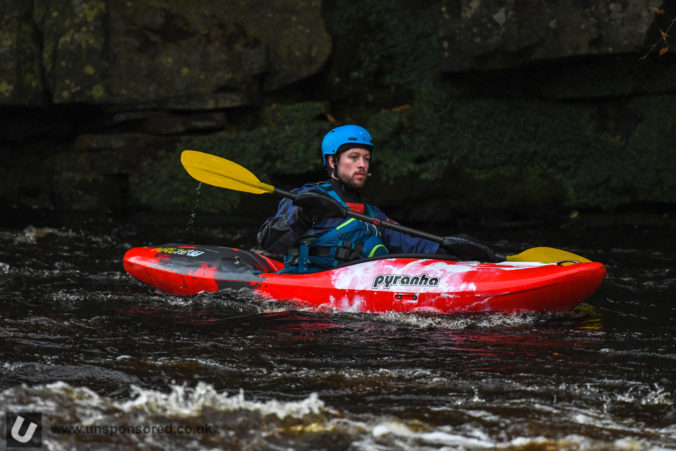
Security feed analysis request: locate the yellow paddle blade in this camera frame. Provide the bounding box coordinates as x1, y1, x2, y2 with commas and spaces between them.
181, 150, 275, 195
506, 247, 591, 264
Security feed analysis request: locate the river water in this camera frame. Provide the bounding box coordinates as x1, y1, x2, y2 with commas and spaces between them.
0, 209, 673, 450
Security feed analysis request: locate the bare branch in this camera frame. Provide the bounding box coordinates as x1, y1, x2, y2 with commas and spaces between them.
641, 15, 676, 60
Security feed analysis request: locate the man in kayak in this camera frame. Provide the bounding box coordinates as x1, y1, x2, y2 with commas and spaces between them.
257, 124, 496, 273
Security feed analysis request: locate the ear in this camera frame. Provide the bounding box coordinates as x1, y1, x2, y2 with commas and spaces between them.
328, 155, 337, 170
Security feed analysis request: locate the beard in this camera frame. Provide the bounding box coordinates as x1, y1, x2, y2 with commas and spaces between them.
339, 171, 367, 190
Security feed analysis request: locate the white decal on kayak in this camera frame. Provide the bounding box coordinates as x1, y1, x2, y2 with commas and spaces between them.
372, 273, 439, 289
332, 259, 480, 293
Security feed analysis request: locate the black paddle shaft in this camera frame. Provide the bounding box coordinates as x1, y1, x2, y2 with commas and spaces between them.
273, 187, 445, 244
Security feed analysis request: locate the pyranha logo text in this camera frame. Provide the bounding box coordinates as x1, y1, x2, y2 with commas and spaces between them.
372, 273, 440, 289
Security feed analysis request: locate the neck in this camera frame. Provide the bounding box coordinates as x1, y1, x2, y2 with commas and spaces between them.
328, 177, 362, 203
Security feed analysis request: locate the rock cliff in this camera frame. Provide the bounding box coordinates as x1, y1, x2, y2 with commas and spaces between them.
1, 0, 673, 225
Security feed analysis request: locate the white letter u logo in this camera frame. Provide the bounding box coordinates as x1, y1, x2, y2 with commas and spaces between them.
11, 415, 38, 443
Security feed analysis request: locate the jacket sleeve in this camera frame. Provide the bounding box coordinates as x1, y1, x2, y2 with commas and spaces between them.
370, 206, 441, 254
257, 192, 311, 255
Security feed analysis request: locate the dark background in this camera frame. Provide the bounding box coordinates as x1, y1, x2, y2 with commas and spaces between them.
1, 0, 674, 228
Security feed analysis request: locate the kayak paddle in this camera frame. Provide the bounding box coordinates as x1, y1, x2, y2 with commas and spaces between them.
180, 150, 443, 241
180, 150, 590, 264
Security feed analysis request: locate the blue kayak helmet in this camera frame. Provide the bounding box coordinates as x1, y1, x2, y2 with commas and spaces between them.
321, 125, 374, 167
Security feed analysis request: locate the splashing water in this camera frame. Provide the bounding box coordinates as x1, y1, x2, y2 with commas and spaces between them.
187, 182, 202, 230
0, 211, 674, 450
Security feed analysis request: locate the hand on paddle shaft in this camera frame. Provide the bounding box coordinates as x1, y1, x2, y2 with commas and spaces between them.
440, 234, 502, 262
292, 191, 347, 225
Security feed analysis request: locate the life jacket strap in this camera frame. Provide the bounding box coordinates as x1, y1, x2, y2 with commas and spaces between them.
334, 240, 364, 261
286, 240, 364, 261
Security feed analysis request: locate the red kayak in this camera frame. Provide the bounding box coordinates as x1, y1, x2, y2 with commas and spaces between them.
123, 244, 606, 314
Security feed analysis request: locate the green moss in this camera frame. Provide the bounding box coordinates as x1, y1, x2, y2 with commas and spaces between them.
259, 101, 329, 126
128, 149, 241, 213
625, 94, 676, 203
82, 1, 106, 22
321, 1, 440, 104
0, 81, 13, 97
129, 119, 331, 213
359, 86, 639, 216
